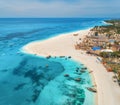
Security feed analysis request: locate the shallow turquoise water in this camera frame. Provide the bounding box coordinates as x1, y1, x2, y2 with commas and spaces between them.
0, 18, 106, 105
0, 54, 94, 105
35, 57, 94, 105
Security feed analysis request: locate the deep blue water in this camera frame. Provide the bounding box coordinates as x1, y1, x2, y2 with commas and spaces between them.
0, 18, 106, 105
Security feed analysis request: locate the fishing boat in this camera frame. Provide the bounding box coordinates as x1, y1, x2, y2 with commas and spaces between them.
87, 87, 97, 93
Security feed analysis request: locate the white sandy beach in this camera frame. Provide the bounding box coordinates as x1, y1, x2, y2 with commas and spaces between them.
23, 29, 120, 105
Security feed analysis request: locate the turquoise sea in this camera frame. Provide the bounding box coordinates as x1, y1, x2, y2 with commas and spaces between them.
0, 18, 106, 105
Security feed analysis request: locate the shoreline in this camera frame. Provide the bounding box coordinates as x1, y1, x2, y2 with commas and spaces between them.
22, 29, 91, 56
22, 28, 92, 51
22, 29, 120, 105
22, 28, 97, 105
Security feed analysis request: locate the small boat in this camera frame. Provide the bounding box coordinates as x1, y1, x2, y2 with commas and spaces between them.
87, 87, 97, 93
59, 56, 65, 58
73, 33, 78, 36
46, 55, 51, 59
81, 67, 87, 70
89, 71, 93, 73
76, 67, 79, 72
80, 70, 86, 73
68, 56, 71, 58
74, 78, 81, 82
64, 74, 69, 77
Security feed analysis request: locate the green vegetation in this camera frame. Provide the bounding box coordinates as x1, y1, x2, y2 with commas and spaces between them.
91, 19, 120, 34
100, 51, 120, 81
92, 19, 120, 81
105, 19, 120, 26
80, 19, 120, 79
100, 51, 120, 58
